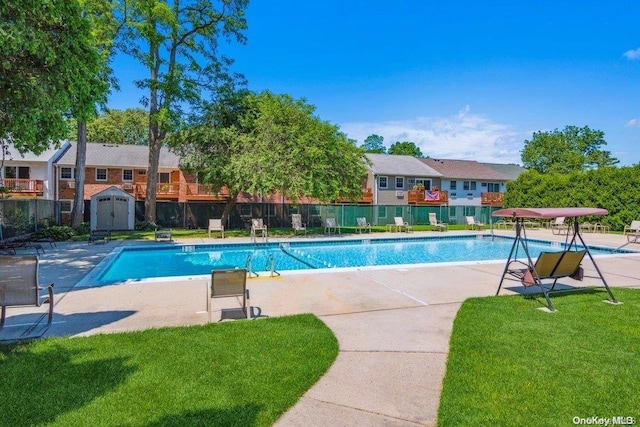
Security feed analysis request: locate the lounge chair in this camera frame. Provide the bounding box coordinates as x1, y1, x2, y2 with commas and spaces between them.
154, 228, 172, 242
550, 217, 568, 235
324, 217, 341, 235
291, 214, 307, 236
208, 219, 224, 238
1, 255, 54, 334
355, 217, 371, 234
393, 217, 413, 233
207, 268, 249, 321
510, 250, 586, 311
251, 218, 268, 242
623, 220, 640, 243
466, 216, 485, 230
88, 230, 110, 244
428, 213, 448, 231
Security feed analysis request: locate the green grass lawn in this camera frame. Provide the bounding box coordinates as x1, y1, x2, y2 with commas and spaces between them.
438, 287, 640, 426
0, 314, 338, 426
74, 224, 475, 241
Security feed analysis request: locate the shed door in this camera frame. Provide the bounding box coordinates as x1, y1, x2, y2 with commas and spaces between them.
113, 197, 129, 230
96, 196, 113, 230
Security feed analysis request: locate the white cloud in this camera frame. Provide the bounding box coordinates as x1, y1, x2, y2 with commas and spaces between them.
340, 107, 525, 164
626, 118, 639, 128
623, 47, 640, 60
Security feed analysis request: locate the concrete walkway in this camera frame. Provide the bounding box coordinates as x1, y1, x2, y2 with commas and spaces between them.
2, 230, 640, 426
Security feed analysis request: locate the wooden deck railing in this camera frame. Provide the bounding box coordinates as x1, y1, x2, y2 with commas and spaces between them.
407, 189, 449, 204
0, 178, 44, 195
481, 192, 504, 205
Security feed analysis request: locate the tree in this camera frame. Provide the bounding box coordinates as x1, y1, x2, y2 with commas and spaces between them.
361, 134, 386, 153
169, 91, 369, 223
521, 125, 619, 174
69, 108, 149, 145
70, 0, 119, 228
117, 0, 248, 224
0, 0, 106, 154
388, 141, 423, 157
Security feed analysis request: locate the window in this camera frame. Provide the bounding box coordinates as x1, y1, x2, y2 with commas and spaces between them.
123, 169, 133, 181
60, 200, 73, 213
470, 181, 477, 191
378, 176, 388, 189
158, 172, 170, 183
60, 167, 75, 180
450, 180, 457, 190
395, 176, 404, 189
416, 179, 431, 190
4, 166, 30, 179
407, 178, 415, 188
377, 206, 387, 219
487, 182, 500, 192
96, 168, 107, 181
463, 181, 470, 190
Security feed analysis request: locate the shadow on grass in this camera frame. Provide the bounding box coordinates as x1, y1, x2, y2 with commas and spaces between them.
0, 342, 135, 426
147, 404, 263, 426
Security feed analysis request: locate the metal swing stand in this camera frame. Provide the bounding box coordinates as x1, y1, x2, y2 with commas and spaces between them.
494, 208, 620, 311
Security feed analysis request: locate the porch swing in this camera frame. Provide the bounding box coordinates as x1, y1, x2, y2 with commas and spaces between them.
493, 207, 619, 312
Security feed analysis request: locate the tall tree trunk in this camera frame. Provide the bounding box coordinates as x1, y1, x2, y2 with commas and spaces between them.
145, 120, 160, 225
71, 121, 87, 228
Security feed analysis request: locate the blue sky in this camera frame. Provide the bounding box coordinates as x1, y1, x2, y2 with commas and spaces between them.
108, 1, 640, 166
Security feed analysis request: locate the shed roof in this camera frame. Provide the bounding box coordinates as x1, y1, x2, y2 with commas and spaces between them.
57, 142, 180, 168
366, 153, 442, 177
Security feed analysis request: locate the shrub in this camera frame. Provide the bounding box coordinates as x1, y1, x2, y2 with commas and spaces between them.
135, 221, 156, 231
34, 226, 76, 241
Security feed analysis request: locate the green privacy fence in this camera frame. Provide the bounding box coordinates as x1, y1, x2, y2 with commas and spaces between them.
0, 199, 58, 239
150, 202, 502, 230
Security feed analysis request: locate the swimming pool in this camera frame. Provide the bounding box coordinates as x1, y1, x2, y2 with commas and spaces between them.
94, 235, 622, 285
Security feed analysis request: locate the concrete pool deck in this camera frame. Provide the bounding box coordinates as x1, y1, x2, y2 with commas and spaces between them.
2, 229, 640, 426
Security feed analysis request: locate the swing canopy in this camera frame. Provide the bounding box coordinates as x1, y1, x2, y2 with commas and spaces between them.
492, 207, 607, 219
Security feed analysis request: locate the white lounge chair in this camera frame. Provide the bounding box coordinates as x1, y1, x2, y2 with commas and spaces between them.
355, 217, 371, 234
624, 220, 640, 243
550, 217, 568, 235
251, 218, 268, 242
429, 213, 447, 231
208, 218, 224, 238
466, 216, 485, 230
291, 214, 307, 236
324, 218, 341, 235
393, 217, 413, 233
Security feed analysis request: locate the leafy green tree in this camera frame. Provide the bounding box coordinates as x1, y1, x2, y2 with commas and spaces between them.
361, 134, 386, 153
521, 125, 619, 174
71, 0, 119, 227
0, 0, 108, 155
169, 91, 369, 223
69, 109, 149, 145
116, 0, 248, 224
388, 141, 423, 157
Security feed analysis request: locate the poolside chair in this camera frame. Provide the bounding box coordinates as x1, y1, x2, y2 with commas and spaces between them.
623, 220, 640, 243
550, 217, 568, 235
428, 213, 448, 232
393, 217, 413, 233
154, 227, 172, 242
208, 268, 249, 321
465, 216, 485, 230
291, 214, 307, 236
511, 250, 586, 311
251, 218, 268, 242
355, 217, 371, 234
324, 217, 341, 235
1, 255, 54, 334
88, 230, 110, 244
208, 218, 224, 238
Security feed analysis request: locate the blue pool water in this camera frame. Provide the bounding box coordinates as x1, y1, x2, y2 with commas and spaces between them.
95, 235, 621, 285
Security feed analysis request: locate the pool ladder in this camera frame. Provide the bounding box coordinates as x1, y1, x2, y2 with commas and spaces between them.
245, 254, 280, 278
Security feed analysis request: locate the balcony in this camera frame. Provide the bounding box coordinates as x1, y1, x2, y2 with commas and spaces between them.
408, 189, 449, 205
481, 192, 504, 206
132, 183, 180, 200
184, 183, 230, 201
0, 178, 44, 197
336, 188, 373, 204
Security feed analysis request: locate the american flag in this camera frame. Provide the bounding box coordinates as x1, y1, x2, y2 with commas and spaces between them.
426, 190, 440, 201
